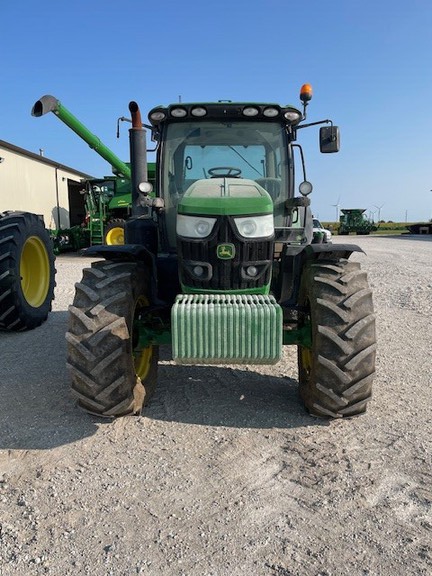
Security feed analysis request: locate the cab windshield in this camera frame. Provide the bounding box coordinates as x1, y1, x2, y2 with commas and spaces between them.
160, 120, 290, 248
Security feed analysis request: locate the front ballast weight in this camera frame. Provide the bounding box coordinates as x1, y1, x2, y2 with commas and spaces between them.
172, 294, 283, 365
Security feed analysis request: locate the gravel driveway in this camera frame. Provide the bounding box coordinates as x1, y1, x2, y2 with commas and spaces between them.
0, 235, 431, 575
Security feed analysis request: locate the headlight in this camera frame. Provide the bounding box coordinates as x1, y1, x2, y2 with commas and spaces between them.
138, 181, 153, 194
177, 215, 217, 238
170, 107, 187, 118
191, 107, 207, 117
263, 107, 279, 118
234, 214, 274, 238
243, 107, 259, 117
299, 180, 313, 196
149, 110, 166, 122
283, 108, 302, 125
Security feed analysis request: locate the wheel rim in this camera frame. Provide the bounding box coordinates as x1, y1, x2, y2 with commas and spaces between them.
133, 296, 152, 380
299, 294, 313, 379
20, 236, 50, 307
135, 346, 153, 380
105, 227, 124, 245
300, 347, 312, 377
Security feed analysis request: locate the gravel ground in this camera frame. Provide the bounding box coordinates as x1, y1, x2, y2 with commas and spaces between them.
0, 235, 431, 576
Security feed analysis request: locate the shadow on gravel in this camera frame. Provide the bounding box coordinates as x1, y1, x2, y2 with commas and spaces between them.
146, 352, 327, 430
0, 313, 326, 449
0, 311, 98, 450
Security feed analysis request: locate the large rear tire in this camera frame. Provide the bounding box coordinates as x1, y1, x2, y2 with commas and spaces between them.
297, 259, 376, 418
66, 260, 158, 417
0, 211, 56, 331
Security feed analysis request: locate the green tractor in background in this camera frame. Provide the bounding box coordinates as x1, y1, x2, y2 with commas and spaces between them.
48, 175, 132, 254
32, 96, 156, 252
71, 174, 133, 249
338, 208, 378, 235
41, 86, 376, 419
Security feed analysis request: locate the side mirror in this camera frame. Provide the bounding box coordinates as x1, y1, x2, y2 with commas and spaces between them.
320, 126, 340, 153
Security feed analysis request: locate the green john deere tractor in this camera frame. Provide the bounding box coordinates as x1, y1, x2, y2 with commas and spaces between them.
61, 85, 376, 419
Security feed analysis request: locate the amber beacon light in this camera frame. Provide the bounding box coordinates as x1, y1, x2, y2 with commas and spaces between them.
300, 83, 313, 103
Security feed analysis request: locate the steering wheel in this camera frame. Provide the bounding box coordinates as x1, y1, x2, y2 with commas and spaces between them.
208, 166, 242, 178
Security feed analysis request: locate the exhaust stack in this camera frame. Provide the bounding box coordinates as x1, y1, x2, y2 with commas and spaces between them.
128, 101, 148, 217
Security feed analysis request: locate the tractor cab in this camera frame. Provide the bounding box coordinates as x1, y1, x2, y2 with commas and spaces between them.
148, 100, 317, 256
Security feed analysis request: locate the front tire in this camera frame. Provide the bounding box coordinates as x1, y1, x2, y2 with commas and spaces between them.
0, 211, 56, 331
66, 260, 158, 417
297, 259, 376, 418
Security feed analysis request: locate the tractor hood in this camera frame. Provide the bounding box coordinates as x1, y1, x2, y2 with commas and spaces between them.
177, 178, 273, 216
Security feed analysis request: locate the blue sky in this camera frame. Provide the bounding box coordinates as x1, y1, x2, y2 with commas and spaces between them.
1, 0, 432, 222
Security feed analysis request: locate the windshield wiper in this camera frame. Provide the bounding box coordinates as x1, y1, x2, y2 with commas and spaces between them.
228, 146, 263, 176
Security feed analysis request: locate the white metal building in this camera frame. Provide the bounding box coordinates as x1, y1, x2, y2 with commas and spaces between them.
0, 139, 92, 230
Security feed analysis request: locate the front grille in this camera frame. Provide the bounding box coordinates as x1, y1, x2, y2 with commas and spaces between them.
177, 216, 273, 291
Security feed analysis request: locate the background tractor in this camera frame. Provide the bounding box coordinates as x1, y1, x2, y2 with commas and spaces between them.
338, 208, 378, 235
53, 86, 376, 419
32, 96, 156, 252
0, 211, 55, 330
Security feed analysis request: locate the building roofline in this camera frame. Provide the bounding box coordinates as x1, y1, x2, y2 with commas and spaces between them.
0, 139, 94, 179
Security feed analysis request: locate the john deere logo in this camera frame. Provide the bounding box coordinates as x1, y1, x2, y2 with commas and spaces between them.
217, 243, 235, 259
